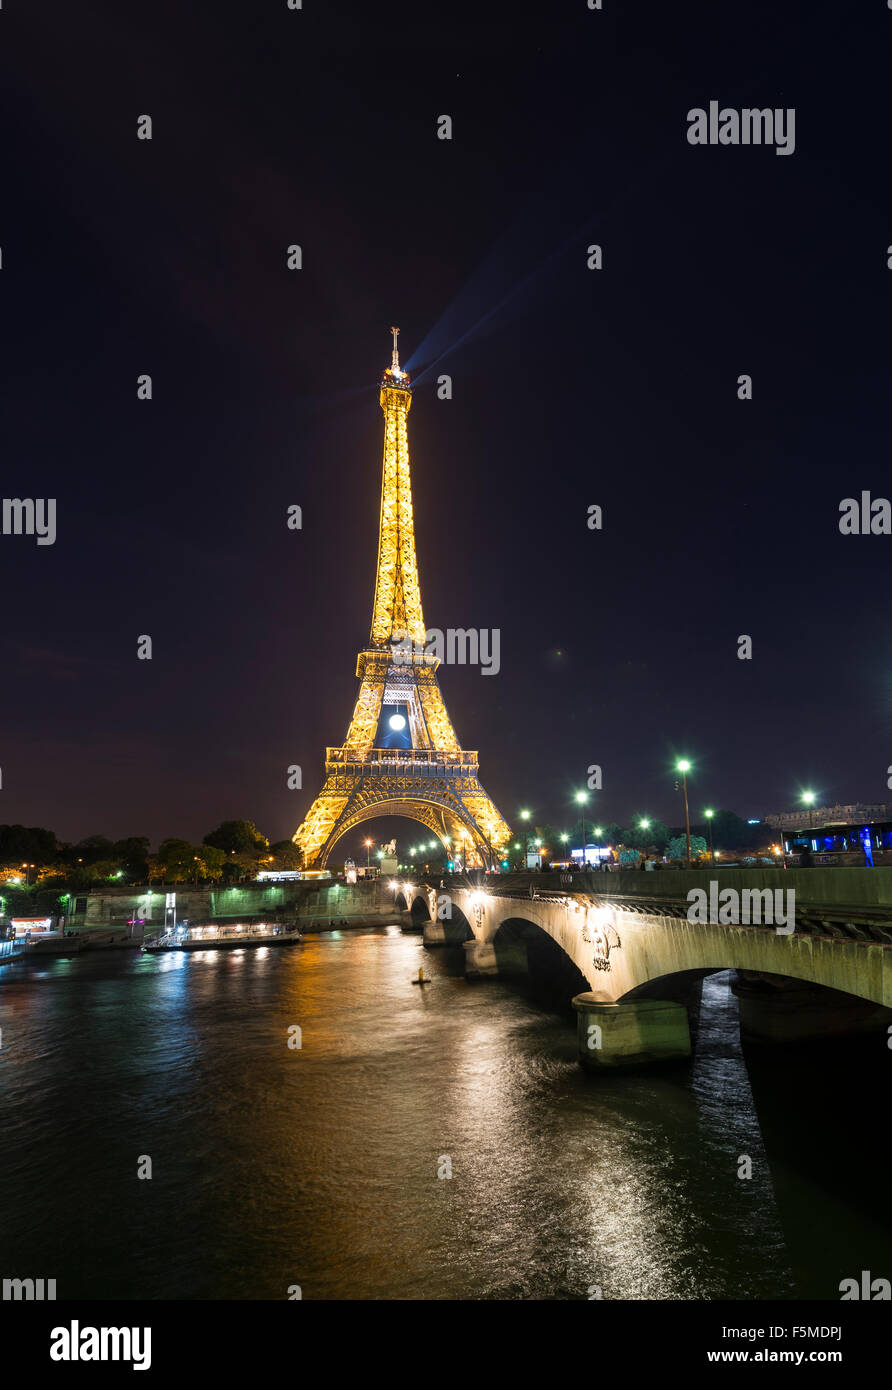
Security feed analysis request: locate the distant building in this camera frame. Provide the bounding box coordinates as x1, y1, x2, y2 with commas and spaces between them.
764, 804, 892, 866
571, 845, 611, 866
764, 803, 892, 829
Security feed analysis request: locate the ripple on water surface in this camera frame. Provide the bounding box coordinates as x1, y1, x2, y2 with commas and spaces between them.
0, 933, 886, 1298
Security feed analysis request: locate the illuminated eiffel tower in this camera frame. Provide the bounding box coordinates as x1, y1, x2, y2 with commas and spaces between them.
293, 329, 511, 869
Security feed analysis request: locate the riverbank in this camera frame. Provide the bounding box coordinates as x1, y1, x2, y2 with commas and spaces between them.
58, 878, 397, 932
0, 912, 416, 970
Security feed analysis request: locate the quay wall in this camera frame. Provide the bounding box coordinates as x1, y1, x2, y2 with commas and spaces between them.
70, 880, 396, 930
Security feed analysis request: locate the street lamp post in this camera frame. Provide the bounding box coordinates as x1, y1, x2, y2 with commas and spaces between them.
592, 826, 603, 869
801, 790, 816, 830
704, 809, 715, 863
575, 791, 588, 869
364, 838, 373, 869
676, 760, 693, 867
519, 810, 531, 870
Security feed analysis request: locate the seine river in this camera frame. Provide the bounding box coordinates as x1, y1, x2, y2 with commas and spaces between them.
0, 927, 888, 1300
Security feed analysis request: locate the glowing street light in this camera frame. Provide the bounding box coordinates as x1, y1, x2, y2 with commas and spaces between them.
575, 791, 588, 868
801, 790, 816, 830
676, 759, 693, 867
704, 808, 715, 863
590, 825, 603, 866
519, 809, 531, 869
363, 838, 373, 868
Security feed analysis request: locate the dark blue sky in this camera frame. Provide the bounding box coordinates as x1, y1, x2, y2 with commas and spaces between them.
1, 0, 890, 854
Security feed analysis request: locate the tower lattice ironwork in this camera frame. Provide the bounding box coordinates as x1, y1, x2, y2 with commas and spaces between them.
293, 330, 511, 869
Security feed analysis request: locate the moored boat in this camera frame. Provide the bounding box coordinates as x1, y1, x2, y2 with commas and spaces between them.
143, 925, 303, 953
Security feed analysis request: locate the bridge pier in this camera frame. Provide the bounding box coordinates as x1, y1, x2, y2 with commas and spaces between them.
463, 939, 499, 976
422, 922, 447, 947
462, 938, 529, 977
572, 994, 692, 1070
733, 972, 892, 1043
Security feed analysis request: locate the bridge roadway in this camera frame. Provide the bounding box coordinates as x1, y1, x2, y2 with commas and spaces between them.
398, 868, 892, 1068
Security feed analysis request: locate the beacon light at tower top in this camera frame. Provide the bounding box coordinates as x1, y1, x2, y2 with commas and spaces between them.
382, 325, 410, 387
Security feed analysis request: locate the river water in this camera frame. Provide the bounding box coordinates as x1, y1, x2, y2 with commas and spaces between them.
0, 926, 888, 1300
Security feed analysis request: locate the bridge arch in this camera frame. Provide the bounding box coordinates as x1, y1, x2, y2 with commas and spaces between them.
492, 916, 590, 993
619, 966, 720, 1003
607, 930, 892, 1011
424, 877, 892, 1061
427, 897, 474, 945
409, 894, 432, 925
446, 884, 892, 1014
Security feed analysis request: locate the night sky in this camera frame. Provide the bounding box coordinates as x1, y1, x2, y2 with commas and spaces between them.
2, 0, 891, 855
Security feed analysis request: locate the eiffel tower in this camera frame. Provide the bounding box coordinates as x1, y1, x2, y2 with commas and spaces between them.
293, 329, 511, 870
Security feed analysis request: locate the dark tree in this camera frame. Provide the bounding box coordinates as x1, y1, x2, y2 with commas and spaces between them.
203, 820, 269, 854
113, 837, 151, 879
72, 835, 116, 864
0, 824, 58, 866
624, 819, 671, 851
269, 840, 302, 869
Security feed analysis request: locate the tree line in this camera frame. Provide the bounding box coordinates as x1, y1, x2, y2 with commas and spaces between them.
0, 809, 773, 908
0, 820, 298, 903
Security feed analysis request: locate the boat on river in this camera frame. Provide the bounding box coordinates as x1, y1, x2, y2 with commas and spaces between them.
143, 924, 303, 953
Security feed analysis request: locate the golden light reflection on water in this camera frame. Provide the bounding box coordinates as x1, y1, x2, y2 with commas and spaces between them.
1, 932, 879, 1298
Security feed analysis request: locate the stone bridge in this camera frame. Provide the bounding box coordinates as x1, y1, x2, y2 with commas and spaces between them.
395, 869, 892, 1068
